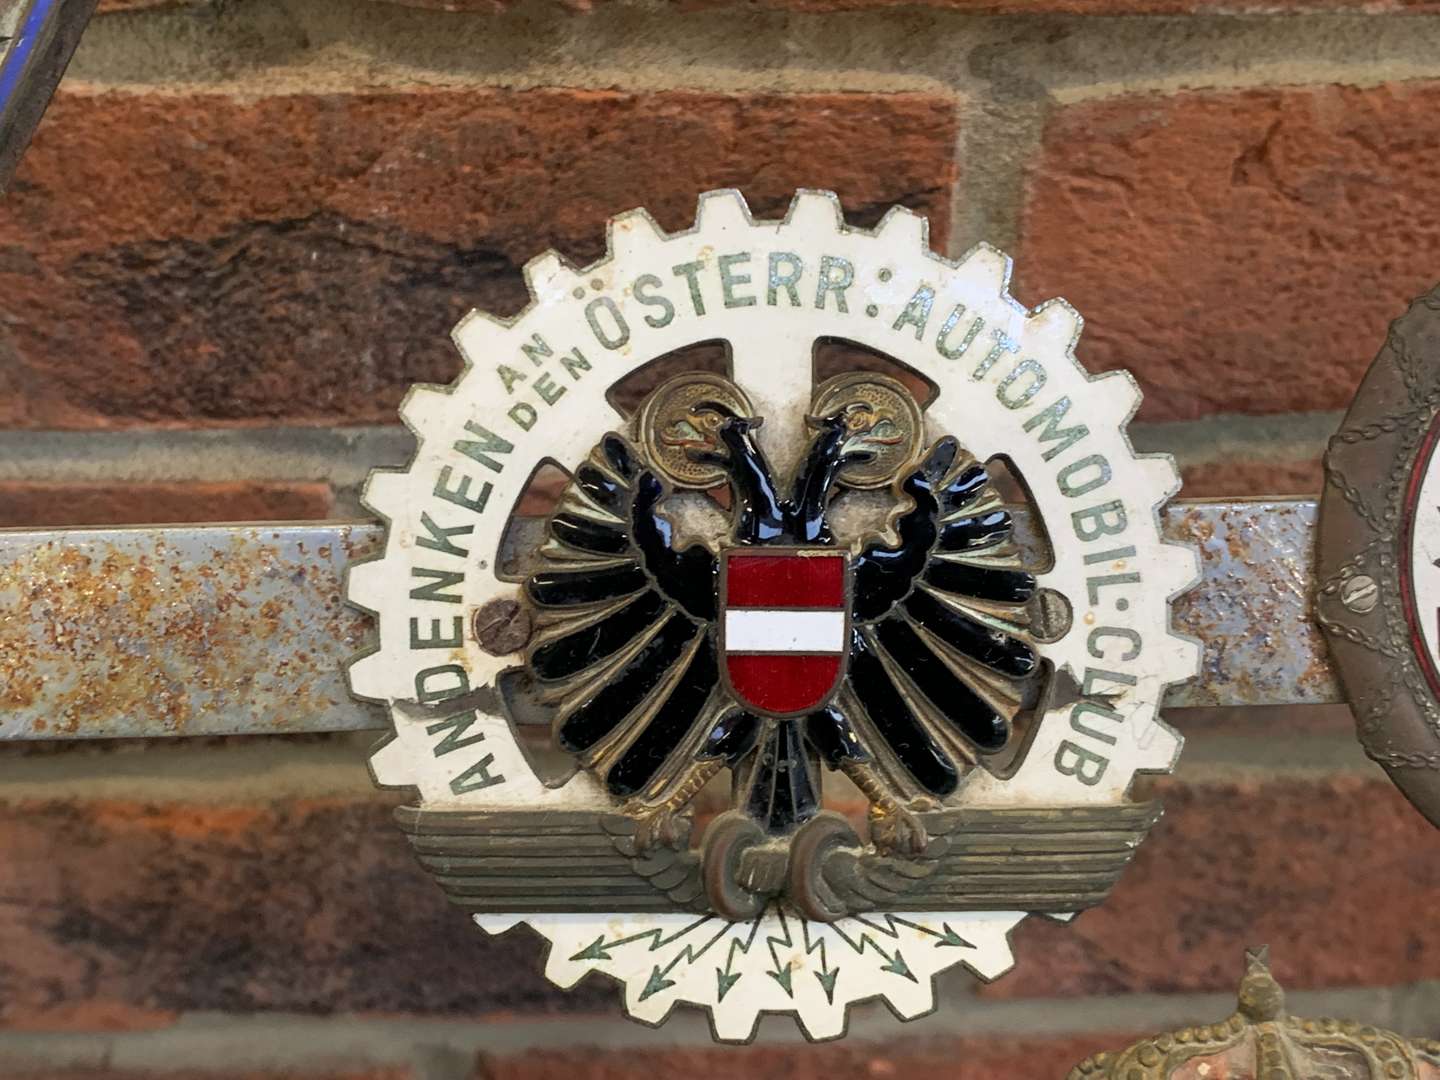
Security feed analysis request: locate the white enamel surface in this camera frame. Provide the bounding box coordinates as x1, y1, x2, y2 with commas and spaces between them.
349, 189, 1201, 1039
476, 908, 1025, 1042
1411, 438, 1440, 672
724, 610, 846, 653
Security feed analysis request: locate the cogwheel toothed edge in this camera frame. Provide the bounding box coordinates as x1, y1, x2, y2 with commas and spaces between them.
343, 186, 1202, 1041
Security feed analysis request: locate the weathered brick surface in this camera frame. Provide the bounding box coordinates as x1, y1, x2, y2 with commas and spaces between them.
1179, 456, 1322, 497
476, 1036, 1125, 1079
0, 482, 334, 527
0, 89, 955, 430
0, 772, 1434, 1026
92, 0, 181, 10
985, 772, 1440, 999
1017, 83, 1440, 422
684, 0, 1440, 10
7, 1071, 411, 1080
0, 799, 611, 1028
92, 0, 1440, 11
95, 0, 197, 10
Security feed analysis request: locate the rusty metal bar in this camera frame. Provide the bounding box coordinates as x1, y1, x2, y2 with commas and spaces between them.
0, 522, 380, 740
0, 497, 1332, 741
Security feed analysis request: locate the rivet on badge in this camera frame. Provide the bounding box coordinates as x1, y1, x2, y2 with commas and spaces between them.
345, 189, 1200, 1041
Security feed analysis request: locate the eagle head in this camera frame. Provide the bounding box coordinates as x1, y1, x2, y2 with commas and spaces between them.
660, 399, 762, 465
808, 400, 904, 464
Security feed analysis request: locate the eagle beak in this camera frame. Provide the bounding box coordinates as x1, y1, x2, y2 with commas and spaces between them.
659, 417, 711, 449
864, 417, 905, 446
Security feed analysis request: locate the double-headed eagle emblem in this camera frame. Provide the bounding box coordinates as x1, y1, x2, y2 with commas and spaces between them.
513, 370, 1043, 918
362, 192, 1196, 1032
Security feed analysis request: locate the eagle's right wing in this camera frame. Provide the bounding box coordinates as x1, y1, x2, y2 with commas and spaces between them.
845, 439, 1040, 801
817, 802, 1162, 914
525, 434, 725, 801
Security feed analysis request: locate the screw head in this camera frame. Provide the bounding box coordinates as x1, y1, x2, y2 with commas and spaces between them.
1028, 587, 1074, 643
473, 597, 532, 655
1341, 574, 1379, 614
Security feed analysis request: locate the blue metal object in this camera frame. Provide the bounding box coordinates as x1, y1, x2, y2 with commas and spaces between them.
0, 0, 96, 194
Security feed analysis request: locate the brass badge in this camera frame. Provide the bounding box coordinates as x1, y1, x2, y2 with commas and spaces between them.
346, 190, 1199, 1040
1069, 948, 1440, 1079
1318, 285, 1440, 827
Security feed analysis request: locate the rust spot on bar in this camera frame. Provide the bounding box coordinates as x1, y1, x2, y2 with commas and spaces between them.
1162, 499, 1333, 709
0, 525, 380, 739
0, 502, 1341, 741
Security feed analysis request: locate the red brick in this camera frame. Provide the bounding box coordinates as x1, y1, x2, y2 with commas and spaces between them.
0, 770, 1436, 1026
0, 482, 334, 527
0, 798, 611, 1028
684, 0, 1440, 10
7, 1071, 410, 1080
1017, 83, 1440, 421
0, 89, 955, 429
1179, 456, 1322, 497
985, 772, 1440, 999
94, 0, 592, 10
364, 0, 586, 10
92, 0, 1440, 10
94, 0, 197, 10
477, 1036, 1125, 1080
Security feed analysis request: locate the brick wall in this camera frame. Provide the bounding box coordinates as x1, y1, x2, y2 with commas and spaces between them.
4, 2, 1440, 1077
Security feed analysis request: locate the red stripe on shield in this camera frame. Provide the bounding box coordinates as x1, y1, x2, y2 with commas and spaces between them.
725, 654, 845, 715
726, 554, 845, 608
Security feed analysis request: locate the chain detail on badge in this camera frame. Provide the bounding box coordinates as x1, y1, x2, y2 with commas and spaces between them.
1318, 284, 1440, 826
345, 189, 1200, 1041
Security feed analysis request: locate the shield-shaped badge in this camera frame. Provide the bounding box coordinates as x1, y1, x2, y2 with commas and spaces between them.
720, 549, 850, 716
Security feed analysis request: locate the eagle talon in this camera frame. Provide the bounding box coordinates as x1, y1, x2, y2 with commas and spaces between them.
622, 802, 691, 852
868, 799, 931, 856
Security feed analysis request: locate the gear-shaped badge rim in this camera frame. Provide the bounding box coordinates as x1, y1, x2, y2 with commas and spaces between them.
344, 188, 1201, 1042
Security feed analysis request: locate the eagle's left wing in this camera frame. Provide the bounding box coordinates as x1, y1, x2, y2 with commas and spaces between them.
847, 438, 1039, 800
525, 434, 726, 802
394, 806, 705, 913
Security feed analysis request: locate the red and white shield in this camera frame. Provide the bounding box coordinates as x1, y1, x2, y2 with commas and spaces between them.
719, 549, 851, 717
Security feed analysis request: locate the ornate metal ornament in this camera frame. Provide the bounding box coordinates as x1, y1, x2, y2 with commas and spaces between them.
1069, 947, 1440, 1079
346, 189, 1199, 1040
1318, 285, 1440, 827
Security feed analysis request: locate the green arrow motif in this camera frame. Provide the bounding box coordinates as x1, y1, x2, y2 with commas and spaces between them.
768, 962, 794, 995
880, 949, 915, 982
814, 967, 839, 1003
715, 919, 764, 1002
639, 966, 676, 1001
633, 919, 735, 1000
570, 934, 618, 962
936, 924, 972, 948
801, 918, 840, 1004
889, 915, 974, 949
568, 917, 715, 963
716, 969, 742, 1001
829, 918, 916, 982
765, 909, 796, 998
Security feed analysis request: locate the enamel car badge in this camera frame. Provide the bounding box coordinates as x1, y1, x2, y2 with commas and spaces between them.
1318, 284, 1440, 828
346, 190, 1199, 1040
